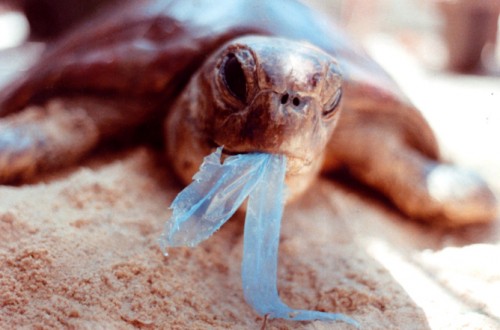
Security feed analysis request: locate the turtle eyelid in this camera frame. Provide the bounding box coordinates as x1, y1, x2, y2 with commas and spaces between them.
221, 53, 247, 103
323, 88, 342, 118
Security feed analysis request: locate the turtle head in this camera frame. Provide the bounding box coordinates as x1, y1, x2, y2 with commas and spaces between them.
210, 36, 342, 171
167, 36, 342, 198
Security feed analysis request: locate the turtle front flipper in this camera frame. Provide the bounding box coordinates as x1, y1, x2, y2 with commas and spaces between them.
323, 90, 497, 226
0, 96, 151, 183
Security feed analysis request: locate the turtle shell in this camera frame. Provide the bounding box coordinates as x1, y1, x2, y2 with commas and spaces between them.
0, 0, 438, 161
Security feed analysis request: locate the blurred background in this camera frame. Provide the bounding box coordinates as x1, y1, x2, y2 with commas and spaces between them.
0, 1, 499, 329
313, 0, 500, 74
0, 0, 499, 71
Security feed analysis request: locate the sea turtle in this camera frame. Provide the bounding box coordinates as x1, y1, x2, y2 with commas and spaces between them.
0, 0, 496, 226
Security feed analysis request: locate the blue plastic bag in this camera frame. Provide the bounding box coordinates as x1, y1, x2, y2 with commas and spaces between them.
159, 148, 269, 249
159, 148, 358, 327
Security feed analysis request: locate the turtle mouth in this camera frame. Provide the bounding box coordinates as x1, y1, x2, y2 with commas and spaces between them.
208, 140, 249, 156
210, 140, 277, 158
208, 140, 314, 177
221, 148, 249, 156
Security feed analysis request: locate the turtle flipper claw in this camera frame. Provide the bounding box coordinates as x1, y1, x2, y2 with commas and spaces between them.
0, 95, 157, 183
0, 100, 99, 182
371, 145, 498, 226
360, 149, 495, 226
423, 164, 497, 226
325, 128, 497, 226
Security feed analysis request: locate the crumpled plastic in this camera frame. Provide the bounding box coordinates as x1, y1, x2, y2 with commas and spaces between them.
158, 147, 359, 327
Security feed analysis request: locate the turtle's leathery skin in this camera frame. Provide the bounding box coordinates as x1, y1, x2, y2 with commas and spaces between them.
0, 0, 496, 225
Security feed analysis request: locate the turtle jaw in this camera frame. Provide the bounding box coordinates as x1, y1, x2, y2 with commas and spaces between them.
210, 139, 325, 183
216, 143, 316, 177
210, 140, 323, 201
208, 138, 311, 174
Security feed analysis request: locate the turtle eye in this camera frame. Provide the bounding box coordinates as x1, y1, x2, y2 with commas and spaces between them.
323, 88, 342, 118
222, 53, 247, 103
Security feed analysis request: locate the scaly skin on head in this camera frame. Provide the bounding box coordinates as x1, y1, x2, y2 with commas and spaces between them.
166, 36, 343, 201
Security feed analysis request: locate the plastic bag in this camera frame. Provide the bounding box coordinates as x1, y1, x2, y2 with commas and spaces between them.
159, 148, 358, 327
158, 147, 270, 249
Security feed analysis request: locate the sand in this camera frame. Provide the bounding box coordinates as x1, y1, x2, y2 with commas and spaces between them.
0, 147, 431, 329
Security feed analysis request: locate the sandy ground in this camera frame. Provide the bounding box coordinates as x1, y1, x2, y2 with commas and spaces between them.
1, 7, 500, 330
0, 147, 433, 329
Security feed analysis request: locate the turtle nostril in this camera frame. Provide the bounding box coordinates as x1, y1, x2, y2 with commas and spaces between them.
280, 93, 301, 107
280, 93, 289, 105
